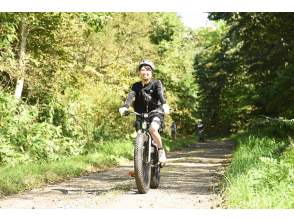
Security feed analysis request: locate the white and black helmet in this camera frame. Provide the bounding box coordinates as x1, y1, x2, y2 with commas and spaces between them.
139, 59, 155, 72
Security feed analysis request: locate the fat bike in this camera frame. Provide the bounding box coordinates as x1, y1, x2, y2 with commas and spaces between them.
122, 109, 166, 194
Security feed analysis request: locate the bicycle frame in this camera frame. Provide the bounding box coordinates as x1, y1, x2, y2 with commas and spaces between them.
124, 109, 164, 165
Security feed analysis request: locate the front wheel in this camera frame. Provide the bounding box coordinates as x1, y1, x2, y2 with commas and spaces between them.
134, 133, 151, 194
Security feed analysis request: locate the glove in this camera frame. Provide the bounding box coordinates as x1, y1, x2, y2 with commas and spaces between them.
119, 107, 127, 116
162, 104, 170, 114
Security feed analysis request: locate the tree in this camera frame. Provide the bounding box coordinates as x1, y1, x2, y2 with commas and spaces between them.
14, 12, 27, 100
194, 12, 294, 136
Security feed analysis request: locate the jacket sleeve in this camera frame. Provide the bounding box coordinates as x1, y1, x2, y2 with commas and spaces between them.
123, 84, 136, 108
156, 80, 167, 105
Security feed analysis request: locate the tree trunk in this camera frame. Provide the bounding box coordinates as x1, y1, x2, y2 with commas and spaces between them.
14, 12, 27, 100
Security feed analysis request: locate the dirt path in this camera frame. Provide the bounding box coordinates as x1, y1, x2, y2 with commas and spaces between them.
0, 140, 233, 209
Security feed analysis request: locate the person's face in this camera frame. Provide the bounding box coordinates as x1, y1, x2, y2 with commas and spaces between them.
140, 66, 152, 81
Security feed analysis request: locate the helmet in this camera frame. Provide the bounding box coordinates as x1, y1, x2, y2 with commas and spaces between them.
198, 121, 202, 123
139, 59, 155, 72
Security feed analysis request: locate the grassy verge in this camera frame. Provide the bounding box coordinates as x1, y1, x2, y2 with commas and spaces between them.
0, 136, 198, 198
222, 133, 294, 209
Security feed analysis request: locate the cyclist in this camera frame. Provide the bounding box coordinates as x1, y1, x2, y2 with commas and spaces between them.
170, 122, 177, 139
119, 60, 171, 166
198, 121, 204, 141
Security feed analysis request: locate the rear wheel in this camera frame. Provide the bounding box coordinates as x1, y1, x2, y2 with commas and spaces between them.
134, 133, 151, 194
198, 132, 204, 142
201, 133, 205, 142
150, 149, 160, 188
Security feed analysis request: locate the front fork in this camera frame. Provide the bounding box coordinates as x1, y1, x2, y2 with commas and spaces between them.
145, 132, 152, 164
143, 132, 158, 166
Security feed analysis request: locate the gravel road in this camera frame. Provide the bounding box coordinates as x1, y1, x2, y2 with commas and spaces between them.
0, 140, 233, 209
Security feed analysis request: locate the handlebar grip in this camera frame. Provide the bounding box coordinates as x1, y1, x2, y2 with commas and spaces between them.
119, 109, 129, 116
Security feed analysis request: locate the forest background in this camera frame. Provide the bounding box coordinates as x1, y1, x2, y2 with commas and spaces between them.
1, 11, 294, 165
2, 13, 294, 207
1, 12, 204, 165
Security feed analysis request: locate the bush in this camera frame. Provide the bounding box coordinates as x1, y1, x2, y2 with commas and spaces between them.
0, 91, 86, 165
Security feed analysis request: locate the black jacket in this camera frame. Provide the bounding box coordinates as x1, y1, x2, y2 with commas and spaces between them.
123, 79, 167, 114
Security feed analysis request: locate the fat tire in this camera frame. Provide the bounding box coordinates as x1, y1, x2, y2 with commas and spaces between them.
134, 133, 151, 194
150, 150, 160, 188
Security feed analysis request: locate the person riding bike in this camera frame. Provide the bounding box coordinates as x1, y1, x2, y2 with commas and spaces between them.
170, 122, 176, 139
198, 121, 204, 141
119, 59, 171, 170
198, 121, 204, 132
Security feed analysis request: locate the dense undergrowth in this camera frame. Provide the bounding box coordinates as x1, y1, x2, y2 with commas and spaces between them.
0, 90, 198, 198
222, 130, 294, 209
0, 91, 94, 165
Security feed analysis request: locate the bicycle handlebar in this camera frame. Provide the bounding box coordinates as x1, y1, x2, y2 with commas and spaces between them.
123, 109, 164, 117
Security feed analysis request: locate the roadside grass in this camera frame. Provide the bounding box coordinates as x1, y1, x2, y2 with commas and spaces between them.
0, 139, 134, 198
222, 133, 294, 209
0, 136, 198, 198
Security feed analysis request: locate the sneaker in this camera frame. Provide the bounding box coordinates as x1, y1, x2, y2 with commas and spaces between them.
129, 167, 135, 176
158, 148, 166, 163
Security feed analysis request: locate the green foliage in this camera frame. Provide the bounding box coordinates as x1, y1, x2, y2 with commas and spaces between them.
0, 13, 20, 54
250, 116, 294, 139
79, 12, 113, 37
150, 13, 200, 134
223, 134, 294, 209
0, 91, 82, 164
194, 12, 294, 137
249, 116, 294, 165
0, 89, 127, 165
0, 12, 200, 167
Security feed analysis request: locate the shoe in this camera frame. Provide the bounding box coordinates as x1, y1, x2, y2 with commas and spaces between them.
158, 148, 166, 163
129, 167, 135, 176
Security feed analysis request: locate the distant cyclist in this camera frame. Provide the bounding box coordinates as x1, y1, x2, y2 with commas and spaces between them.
198, 121, 204, 142
170, 122, 177, 139
198, 121, 204, 132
